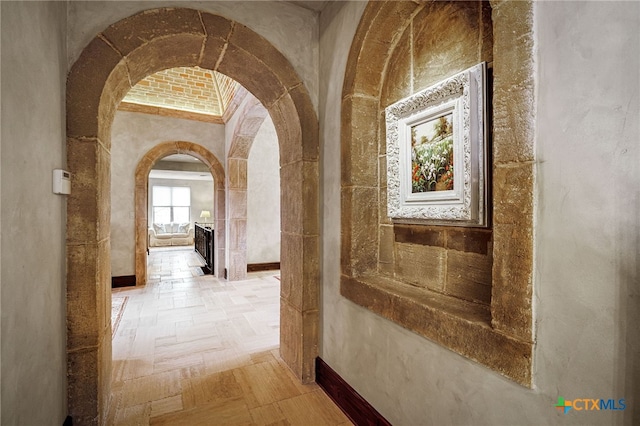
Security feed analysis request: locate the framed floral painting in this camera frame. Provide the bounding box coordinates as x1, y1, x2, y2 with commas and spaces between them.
385, 62, 488, 227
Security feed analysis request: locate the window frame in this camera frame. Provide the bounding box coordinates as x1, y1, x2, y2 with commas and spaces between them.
152, 185, 191, 224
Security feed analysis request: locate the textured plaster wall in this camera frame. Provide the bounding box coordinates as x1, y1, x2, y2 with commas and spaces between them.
111, 111, 224, 276
66, 1, 319, 112
0, 2, 68, 424
320, 1, 639, 425
318, 0, 367, 359
535, 1, 639, 423
247, 117, 281, 264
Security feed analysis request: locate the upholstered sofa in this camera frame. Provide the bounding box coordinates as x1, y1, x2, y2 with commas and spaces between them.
148, 222, 194, 247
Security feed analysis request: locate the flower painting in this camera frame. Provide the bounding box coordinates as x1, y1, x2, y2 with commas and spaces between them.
411, 114, 454, 193
385, 62, 488, 226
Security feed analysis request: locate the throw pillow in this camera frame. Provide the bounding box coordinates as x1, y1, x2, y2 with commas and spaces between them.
153, 223, 166, 234
178, 223, 190, 234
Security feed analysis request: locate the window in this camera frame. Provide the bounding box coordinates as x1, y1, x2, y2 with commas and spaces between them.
152, 186, 190, 223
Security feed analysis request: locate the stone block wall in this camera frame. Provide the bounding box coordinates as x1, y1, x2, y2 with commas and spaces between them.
390, 226, 493, 305
378, 0, 494, 306
341, 0, 535, 386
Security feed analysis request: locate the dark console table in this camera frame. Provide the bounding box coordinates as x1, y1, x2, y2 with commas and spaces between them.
195, 223, 214, 274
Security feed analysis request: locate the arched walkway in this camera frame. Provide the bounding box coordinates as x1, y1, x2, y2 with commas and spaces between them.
226, 96, 269, 281
135, 142, 226, 283
66, 8, 319, 424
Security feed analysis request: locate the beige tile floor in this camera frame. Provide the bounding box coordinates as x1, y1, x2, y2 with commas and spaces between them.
109, 246, 351, 425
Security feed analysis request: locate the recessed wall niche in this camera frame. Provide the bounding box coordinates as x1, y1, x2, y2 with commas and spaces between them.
341, 0, 535, 386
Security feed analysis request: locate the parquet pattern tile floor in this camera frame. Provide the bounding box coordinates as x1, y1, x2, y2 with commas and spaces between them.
109, 247, 351, 425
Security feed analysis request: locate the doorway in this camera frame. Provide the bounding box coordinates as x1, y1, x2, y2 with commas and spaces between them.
66, 8, 320, 423
134, 142, 226, 284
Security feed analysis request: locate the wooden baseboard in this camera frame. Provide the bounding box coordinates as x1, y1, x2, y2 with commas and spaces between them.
247, 262, 280, 272
316, 357, 391, 426
111, 275, 136, 288
63, 415, 72, 426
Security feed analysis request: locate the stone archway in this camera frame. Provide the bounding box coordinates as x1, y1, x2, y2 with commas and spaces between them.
66, 8, 319, 424
226, 96, 269, 281
135, 141, 226, 283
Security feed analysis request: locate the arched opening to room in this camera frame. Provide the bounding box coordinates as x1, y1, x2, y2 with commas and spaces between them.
65, 9, 319, 423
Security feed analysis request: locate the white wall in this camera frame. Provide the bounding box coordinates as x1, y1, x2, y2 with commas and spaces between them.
111, 111, 225, 276
0, 2, 68, 424
247, 117, 281, 264
318, 0, 367, 359
535, 2, 639, 422
319, 1, 639, 425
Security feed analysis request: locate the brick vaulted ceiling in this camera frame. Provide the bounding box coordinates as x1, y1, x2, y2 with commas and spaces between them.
122, 66, 239, 117
120, 3, 329, 118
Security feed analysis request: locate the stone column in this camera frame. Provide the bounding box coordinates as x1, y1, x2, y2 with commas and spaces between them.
227, 157, 248, 281
66, 137, 112, 425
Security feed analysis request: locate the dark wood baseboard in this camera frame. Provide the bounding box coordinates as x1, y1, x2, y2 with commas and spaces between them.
63, 415, 72, 426
247, 262, 280, 272
316, 357, 392, 426
111, 275, 136, 288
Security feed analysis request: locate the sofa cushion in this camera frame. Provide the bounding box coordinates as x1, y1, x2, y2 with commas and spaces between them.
153, 223, 167, 234
154, 233, 172, 240
152, 238, 172, 247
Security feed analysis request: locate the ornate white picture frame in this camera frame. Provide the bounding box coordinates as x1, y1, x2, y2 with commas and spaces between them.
386, 62, 488, 227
